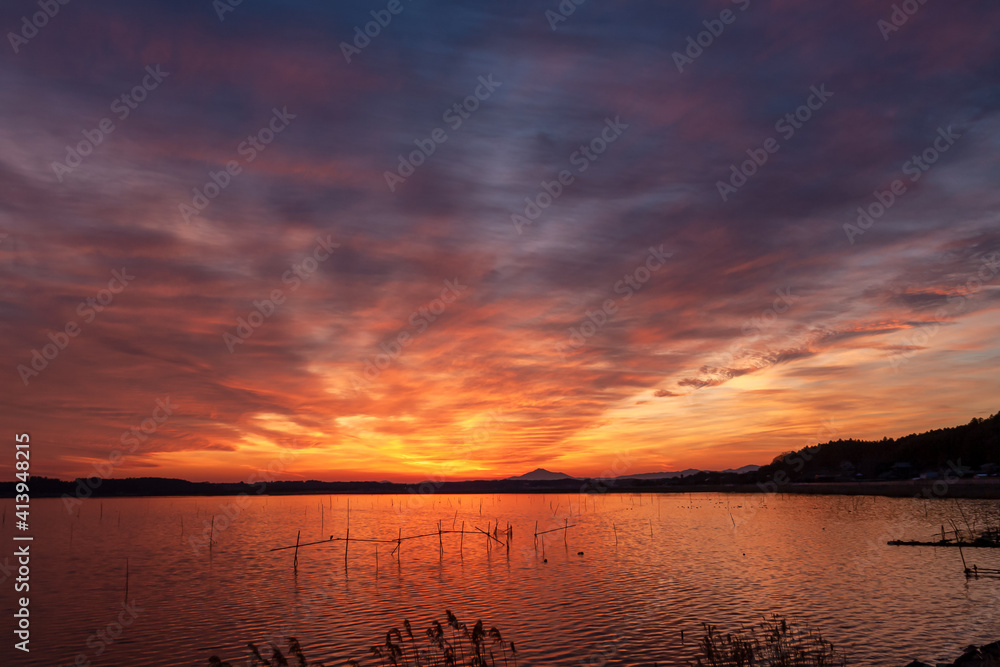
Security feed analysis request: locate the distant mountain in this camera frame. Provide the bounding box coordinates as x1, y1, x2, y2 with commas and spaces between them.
505, 468, 577, 481
722, 464, 760, 474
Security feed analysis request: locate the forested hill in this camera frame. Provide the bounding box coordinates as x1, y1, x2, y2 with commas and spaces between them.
755, 411, 1000, 482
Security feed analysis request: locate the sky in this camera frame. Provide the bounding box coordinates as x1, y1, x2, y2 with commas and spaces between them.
1, 0, 999, 483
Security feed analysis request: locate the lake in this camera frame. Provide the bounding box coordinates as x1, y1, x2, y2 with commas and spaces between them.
3, 492, 999, 666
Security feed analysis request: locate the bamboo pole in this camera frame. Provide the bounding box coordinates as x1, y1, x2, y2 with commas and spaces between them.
474, 525, 506, 545
461, 520, 465, 554
293, 530, 300, 572
344, 500, 350, 569
613, 523, 618, 546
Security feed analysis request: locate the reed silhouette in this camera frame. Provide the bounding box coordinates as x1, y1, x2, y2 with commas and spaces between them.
214, 612, 517, 666
690, 615, 847, 667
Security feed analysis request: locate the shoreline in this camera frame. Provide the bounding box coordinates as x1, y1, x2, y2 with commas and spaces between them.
5, 478, 1000, 499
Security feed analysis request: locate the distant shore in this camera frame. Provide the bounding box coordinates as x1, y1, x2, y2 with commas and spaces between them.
658, 479, 1000, 500
4, 476, 1000, 499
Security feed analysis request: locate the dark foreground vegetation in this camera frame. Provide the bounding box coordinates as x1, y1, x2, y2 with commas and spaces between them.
905, 641, 1000, 666
206, 613, 999, 666
208, 611, 516, 666
689, 615, 846, 666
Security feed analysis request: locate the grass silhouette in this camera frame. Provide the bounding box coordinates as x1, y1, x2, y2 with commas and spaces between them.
690, 614, 847, 667
211, 610, 517, 666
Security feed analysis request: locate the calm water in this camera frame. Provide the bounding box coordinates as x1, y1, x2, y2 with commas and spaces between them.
3, 492, 1000, 666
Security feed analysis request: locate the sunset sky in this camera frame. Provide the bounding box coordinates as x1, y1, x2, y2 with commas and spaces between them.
2, 0, 999, 483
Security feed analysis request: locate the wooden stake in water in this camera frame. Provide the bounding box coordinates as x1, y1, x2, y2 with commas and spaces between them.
293, 530, 300, 572
344, 500, 350, 569
564, 518, 568, 546
460, 520, 465, 555
613, 523, 618, 547
124, 557, 129, 602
